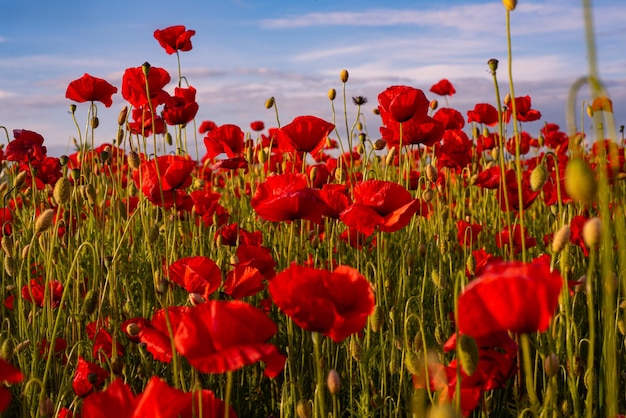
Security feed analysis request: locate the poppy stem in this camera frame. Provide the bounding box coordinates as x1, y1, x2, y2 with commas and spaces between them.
520, 333, 540, 416
312, 332, 327, 418
224, 371, 233, 418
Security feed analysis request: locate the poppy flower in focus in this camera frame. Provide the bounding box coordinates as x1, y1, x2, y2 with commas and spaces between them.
133, 155, 196, 208
430, 79, 456, 97
162, 86, 199, 125
269, 263, 375, 343
72, 356, 109, 397
467, 103, 499, 126
168, 256, 222, 301
66, 73, 118, 107
121, 65, 171, 109
190, 189, 229, 228
277, 115, 335, 154
234, 244, 277, 280
457, 256, 562, 339
340, 180, 423, 236
0, 358, 23, 413
223, 266, 265, 299
203, 124, 245, 159
378, 85, 430, 124
250, 173, 328, 224
153, 25, 196, 54
435, 129, 473, 171
174, 300, 286, 377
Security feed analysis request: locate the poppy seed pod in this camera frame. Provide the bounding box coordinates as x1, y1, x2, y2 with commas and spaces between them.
340, 69, 349, 83
458, 334, 479, 376
488, 58, 499, 74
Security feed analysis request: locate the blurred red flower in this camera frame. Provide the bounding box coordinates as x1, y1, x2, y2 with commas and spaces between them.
504, 95, 541, 123
340, 180, 423, 236
72, 356, 109, 397
250, 120, 265, 131
269, 263, 375, 342
21, 278, 63, 308
456, 220, 482, 248
0, 358, 23, 413
277, 115, 335, 154
234, 244, 276, 280
190, 189, 229, 227
505, 131, 532, 156
457, 256, 562, 339
214, 223, 262, 247
467, 103, 499, 126
168, 256, 222, 301
433, 108, 465, 130
121, 65, 171, 109
175, 300, 286, 377
250, 173, 328, 224
66, 73, 118, 107
87, 320, 124, 362
163, 86, 199, 125
435, 129, 473, 171
127, 107, 166, 137
153, 25, 196, 54
430, 79, 456, 96
81, 378, 136, 418
198, 120, 217, 134
495, 224, 536, 255
223, 265, 265, 299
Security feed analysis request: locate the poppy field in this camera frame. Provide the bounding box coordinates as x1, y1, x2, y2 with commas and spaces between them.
1, 1, 625, 417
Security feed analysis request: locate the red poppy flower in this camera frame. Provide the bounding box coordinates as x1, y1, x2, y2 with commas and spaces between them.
340, 180, 423, 236
250, 173, 328, 224
457, 256, 562, 339
66, 73, 118, 107
87, 321, 124, 362
6, 129, 47, 163
433, 108, 465, 130
121, 65, 171, 109
505, 131, 532, 156
429, 79, 456, 96
496, 168, 540, 211
467, 103, 498, 126
81, 378, 136, 418
214, 223, 262, 247
469, 248, 502, 278
473, 166, 501, 189
277, 115, 335, 154
378, 85, 429, 124
435, 129, 473, 171
0, 358, 23, 413
456, 220, 482, 248
153, 25, 196, 55
198, 120, 217, 134
570, 215, 591, 256
21, 278, 63, 308
127, 107, 166, 137
504, 95, 541, 123
168, 256, 222, 301
495, 224, 536, 255
190, 189, 229, 227
540, 123, 568, 151
223, 266, 265, 299
250, 120, 265, 131
0, 207, 12, 236
134, 377, 237, 418
72, 356, 109, 397
133, 155, 196, 208
203, 124, 245, 159
234, 245, 276, 280
380, 115, 444, 148
269, 264, 375, 342
174, 300, 286, 377
162, 86, 199, 125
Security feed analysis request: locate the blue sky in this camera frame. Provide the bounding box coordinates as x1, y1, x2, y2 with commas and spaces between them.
1, 0, 624, 156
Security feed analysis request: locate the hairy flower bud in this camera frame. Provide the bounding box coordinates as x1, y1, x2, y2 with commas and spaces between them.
327, 88, 336, 101
582, 217, 602, 248
340, 69, 349, 83
565, 157, 597, 204
265, 97, 275, 109
327, 369, 341, 395
530, 163, 548, 191
552, 224, 571, 254
35, 209, 55, 234
53, 177, 72, 206
502, 0, 517, 11
118, 106, 129, 126
458, 334, 479, 376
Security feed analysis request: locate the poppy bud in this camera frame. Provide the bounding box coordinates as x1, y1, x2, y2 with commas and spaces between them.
128, 151, 141, 170
502, 0, 517, 11
35, 209, 55, 234
141, 62, 151, 77
90, 116, 99, 129
118, 106, 128, 125
2, 256, 14, 277
418, 243, 427, 257
582, 217, 602, 248
487, 58, 499, 74
69, 104, 77, 114
370, 305, 383, 333
296, 400, 313, 418
265, 97, 275, 109
189, 293, 205, 306
586, 104, 593, 118
530, 163, 548, 191
358, 132, 366, 143
82, 290, 98, 316
328, 88, 336, 101
340, 69, 349, 83
373, 139, 386, 151
466, 254, 476, 276
618, 319, 626, 336
564, 157, 597, 204
458, 334, 479, 376
327, 369, 341, 395
83, 184, 97, 206
504, 93, 511, 107
53, 177, 72, 206
350, 338, 362, 361
552, 224, 571, 254
425, 163, 438, 183
1, 235, 12, 257
422, 189, 434, 202
544, 353, 559, 378
429, 100, 438, 111
431, 269, 443, 289
111, 356, 124, 375
372, 107, 380, 115
0, 338, 14, 361
14, 171, 28, 189
404, 350, 422, 375
40, 398, 54, 418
